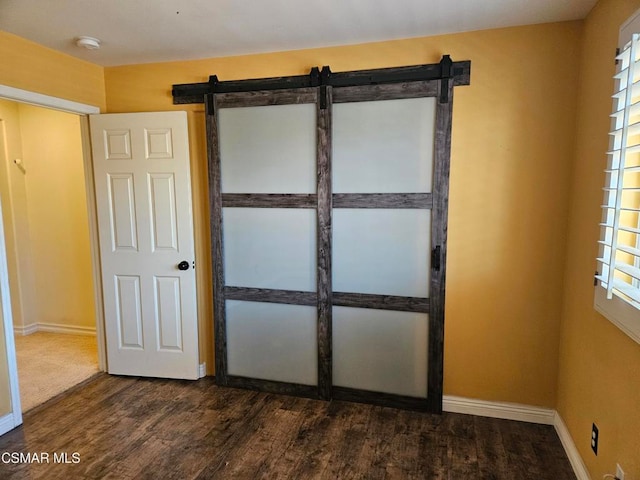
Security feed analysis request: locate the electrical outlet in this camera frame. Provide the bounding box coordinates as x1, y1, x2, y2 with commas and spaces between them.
616, 464, 625, 480
591, 423, 599, 455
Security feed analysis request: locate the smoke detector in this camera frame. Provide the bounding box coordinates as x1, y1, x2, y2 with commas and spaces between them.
75, 36, 101, 50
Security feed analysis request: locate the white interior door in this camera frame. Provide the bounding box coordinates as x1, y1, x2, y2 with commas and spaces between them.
89, 112, 199, 380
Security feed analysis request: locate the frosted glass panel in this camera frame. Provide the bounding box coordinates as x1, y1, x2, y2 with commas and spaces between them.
333, 306, 428, 397
333, 98, 436, 193
223, 208, 316, 291
333, 209, 430, 297
227, 300, 317, 385
219, 104, 316, 193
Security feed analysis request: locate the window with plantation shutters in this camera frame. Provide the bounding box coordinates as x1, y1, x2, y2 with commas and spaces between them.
595, 11, 640, 345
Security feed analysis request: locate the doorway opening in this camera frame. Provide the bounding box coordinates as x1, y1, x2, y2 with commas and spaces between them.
0, 98, 100, 412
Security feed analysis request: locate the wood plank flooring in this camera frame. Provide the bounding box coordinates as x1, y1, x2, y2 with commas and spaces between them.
0, 375, 576, 479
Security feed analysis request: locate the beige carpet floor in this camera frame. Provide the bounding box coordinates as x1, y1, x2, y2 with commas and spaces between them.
14, 332, 99, 412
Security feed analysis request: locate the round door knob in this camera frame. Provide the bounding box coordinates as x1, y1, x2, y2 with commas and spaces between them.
177, 261, 190, 271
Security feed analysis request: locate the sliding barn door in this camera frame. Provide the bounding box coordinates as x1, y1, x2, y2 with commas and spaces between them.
206, 76, 454, 412
208, 89, 323, 396
331, 88, 439, 409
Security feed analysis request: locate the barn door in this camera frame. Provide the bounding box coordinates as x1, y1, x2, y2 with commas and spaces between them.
195, 58, 465, 412
332, 86, 444, 408
207, 89, 323, 396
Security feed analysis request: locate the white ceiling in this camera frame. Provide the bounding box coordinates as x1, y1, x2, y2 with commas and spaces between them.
0, 0, 598, 67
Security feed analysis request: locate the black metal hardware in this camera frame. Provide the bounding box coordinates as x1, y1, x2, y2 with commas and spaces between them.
320, 65, 331, 83
205, 76, 218, 115
172, 56, 471, 104
594, 270, 599, 286
439, 55, 453, 103
178, 261, 190, 271
209, 75, 219, 90
319, 66, 331, 110
309, 66, 320, 87
432, 246, 441, 271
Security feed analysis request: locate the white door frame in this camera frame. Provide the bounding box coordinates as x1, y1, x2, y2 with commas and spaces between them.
0, 196, 22, 435
0, 84, 107, 426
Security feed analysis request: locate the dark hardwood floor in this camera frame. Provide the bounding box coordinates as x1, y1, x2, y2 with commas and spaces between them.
0, 375, 576, 479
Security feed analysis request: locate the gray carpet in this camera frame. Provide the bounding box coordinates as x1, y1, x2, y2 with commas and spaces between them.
14, 332, 98, 412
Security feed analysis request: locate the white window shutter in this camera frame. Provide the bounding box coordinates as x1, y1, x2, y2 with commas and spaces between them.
595, 32, 640, 344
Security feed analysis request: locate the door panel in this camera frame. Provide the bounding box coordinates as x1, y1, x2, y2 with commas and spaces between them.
148, 173, 178, 252
333, 209, 431, 297
114, 275, 144, 349
330, 94, 437, 406
144, 128, 174, 159
222, 208, 317, 291
90, 111, 198, 379
226, 300, 318, 385
213, 93, 320, 391
104, 129, 132, 160
219, 103, 317, 193
333, 98, 436, 193
333, 306, 428, 398
154, 276, 184, 351
108, 174, 138, 251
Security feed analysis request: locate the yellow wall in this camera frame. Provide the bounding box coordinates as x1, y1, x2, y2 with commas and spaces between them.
17, 104, 95, 330
0, 99, 35, 330
0, 31, 106, 111
0, 100, 94, 333
105, 21, 583, 404
557, 0, 640, 477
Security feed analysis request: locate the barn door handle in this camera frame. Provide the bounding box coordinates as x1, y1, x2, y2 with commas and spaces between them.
431, 246, 441, 272
177, 261, 190, 271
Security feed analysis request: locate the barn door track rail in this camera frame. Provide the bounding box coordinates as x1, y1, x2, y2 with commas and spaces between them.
172, 55, 470, 105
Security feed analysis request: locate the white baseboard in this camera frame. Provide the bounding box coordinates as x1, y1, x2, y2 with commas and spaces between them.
554, 412, 591, 480
37, 322, 96, 336
14, 322, 96, 336
443, 395, 556, 425
442, 395, 589, 480
0, 413, 17, 436
13, 323, 38, 336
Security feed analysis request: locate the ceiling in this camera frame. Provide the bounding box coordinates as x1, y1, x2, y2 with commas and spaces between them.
0, 0, 598, 67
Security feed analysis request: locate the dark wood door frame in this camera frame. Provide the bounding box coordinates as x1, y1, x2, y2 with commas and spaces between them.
175, 56, 470, 413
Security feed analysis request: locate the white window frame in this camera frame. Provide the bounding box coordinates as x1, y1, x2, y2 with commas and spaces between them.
594, 8, 640, 345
